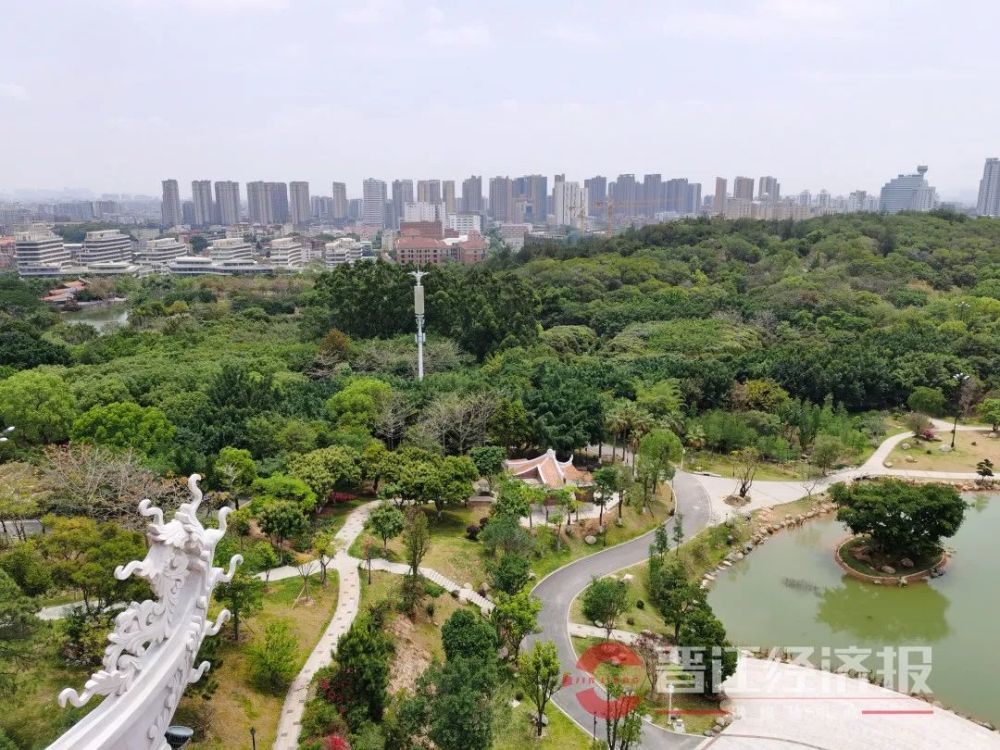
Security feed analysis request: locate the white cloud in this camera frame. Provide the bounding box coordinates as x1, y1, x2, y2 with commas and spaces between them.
546, 25, 603, 46
661, 0, 870, 41
0, 83, 28, 100
423, 5, 491, 48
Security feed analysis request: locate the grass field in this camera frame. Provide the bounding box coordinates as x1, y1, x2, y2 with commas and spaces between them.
887, 430, 996, 472
181, 571, 339, 750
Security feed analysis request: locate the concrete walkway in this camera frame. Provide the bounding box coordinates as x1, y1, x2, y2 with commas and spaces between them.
272, 500, 375, 750
710, 656, 1000, 750
367, 558, 494, 613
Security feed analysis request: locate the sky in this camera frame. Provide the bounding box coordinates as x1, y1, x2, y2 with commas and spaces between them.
2, 0, 998, 202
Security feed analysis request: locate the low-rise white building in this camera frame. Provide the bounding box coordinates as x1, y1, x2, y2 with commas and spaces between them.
324, 237, 363, 266
269, 237, 305, 269
80, 229, 132, 265
208, 237, 253, 262
15, 225, 70, 276
134, 237, 187, 271
447, 213, 482, 233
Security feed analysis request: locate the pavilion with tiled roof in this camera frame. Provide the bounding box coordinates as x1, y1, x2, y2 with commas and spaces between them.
505, 449, 592, 490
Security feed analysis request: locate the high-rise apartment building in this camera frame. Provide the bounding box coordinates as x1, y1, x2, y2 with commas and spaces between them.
361, 178, 387, 227
687, 183, 702, 215
733, 176, 754, 202
392, 179, 415, 229
489, 177, 514, 223
417, 180, 442, 204
191, 180, 213, 227
526, 174, 547, 224
15, 226, 70, 276
289, 181, 311, 227
214, 181, 241, 225
584, 176, 607, 215
642, 174, 663, 214
553, 180, 589, 228
758, 176, 780, 203
879, 166, 938, 213
442, 180, 456, 215
331, 182, 349, 220
713, 178, 727, 215
161, 179, 182, 228
247, 181, 289, 224
976, 158, 1000, 217
664, 178, 688, 213
611, 174, 638, 218
462, 175, 483, 213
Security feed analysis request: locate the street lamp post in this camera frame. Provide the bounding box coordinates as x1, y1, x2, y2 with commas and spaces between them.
250, 726, 257, 750
668, 682, 675, 722
409, 270, 427, 381
952, 372, 969, 449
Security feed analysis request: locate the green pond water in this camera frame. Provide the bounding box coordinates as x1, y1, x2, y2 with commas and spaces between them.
63, 304, 129, 332
707, 495, 999, 726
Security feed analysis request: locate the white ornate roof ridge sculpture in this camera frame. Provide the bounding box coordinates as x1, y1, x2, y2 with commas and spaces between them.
48, 474, 241, 750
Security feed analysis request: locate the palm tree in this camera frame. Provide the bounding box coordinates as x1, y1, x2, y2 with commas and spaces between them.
604, 401, 630, 463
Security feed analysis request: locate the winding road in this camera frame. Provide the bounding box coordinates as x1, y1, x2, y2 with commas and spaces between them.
527, 471, 713, 749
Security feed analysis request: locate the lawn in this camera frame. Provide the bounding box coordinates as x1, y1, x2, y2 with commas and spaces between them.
494, 698, 592, 750
684, 451, 802, 481
350, 492, 673, 593
569, 563, 665, 636
887, 429, 997, 472
181, 571, 339, 750
570, 636, 722, 736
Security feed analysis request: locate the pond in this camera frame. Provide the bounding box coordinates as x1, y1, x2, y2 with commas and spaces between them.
707, 495, 1000, 727
62, 304, 129, 333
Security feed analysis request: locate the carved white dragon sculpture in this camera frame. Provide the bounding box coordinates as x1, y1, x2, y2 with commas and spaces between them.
48, 474, 241, 750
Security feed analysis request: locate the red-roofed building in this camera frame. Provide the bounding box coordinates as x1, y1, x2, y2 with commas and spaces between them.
455, 232, 488, 264
395, 236, 451, 266
506, 449, 592, 489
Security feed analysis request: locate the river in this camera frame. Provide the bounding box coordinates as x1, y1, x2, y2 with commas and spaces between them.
707, 495, 1000, 727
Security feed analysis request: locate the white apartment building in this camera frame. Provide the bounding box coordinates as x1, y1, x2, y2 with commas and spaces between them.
166, 255, 269, 276
134, 237, 187, 271
403, 201, 447, 223
447, 213, 482, 233
208, 237, 253, 262
324, 237, 363, 266
289, 181, 311, 227
552, 181, 589, 229
269, 237, 305, 269
15, 225, 70, 276
80, 229, 132, 264
977, 158, 1000, 217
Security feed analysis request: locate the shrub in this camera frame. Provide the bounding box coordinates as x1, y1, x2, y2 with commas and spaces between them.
248, 620, 298, 693
465, 524, 481, 541
626, 617, 635, 626
425, 601, 436, 619
636, 599, 645, 610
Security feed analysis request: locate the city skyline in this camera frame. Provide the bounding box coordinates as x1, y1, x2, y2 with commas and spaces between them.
3, 1, 1000, 201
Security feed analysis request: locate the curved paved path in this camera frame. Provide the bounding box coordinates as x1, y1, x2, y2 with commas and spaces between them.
527, 471, 713, 749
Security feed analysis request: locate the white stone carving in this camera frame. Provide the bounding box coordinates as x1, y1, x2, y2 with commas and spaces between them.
48, 475, 241, 750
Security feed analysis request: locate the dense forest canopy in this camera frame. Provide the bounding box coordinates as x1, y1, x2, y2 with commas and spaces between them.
2, 211, 1000, 476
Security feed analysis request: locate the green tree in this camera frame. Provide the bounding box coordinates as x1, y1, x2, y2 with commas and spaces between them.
0, 329, 70, 370
289, 445, 362, 501
441, 608, 498, 663
581, 576, 630, 640
35, 515, 147, 616
907, 386, 947, 418
469, 445, 507, 489
248, 620, 298, 693
810, 434, 845, 476
326, 378, 392, 429
0, 567, 36, 695
479, 514, 534, 557
490, 589, 540, 657
213, 446, 257, 508
592, 466, 622, 526
367, 501, 405, 552
251, 473, 317, 513
647, 555, 705, 638
487, 553, 531, 595
832, 480, 967, 558
978, 398, 1000, 431
517, 640, 563, 737
257, 500, 309, 547
432, 455, 478, 520
604, 681, 643, 750
676, 604, 738, 697
428, 656, 497, 750
0, 370, 76, 444
323, 607, 394, 726
492, 478, 533, 528
71, 401, 175, 456
214, 569, 264, 641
